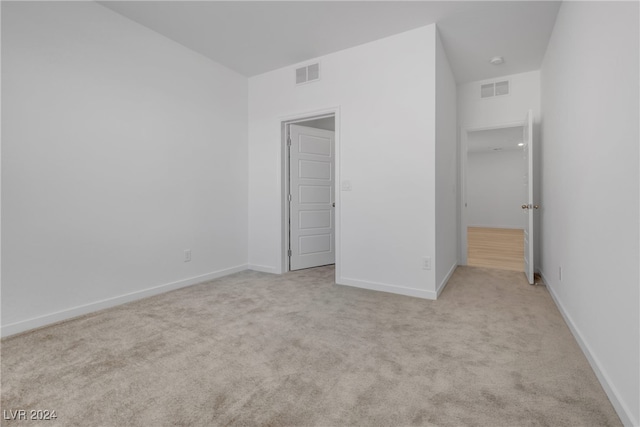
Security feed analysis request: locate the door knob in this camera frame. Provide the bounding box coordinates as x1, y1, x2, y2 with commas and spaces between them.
521, 204, 528, 210
533, 205, 539, 209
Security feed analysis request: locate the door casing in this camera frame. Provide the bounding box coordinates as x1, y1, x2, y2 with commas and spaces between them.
288, 124, 335, 270
280, 107, 341, 276
522, 109, 535, 284
459, 120, 527, 266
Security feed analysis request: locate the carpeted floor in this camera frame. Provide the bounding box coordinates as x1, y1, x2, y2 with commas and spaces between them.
1, 266, 620, 426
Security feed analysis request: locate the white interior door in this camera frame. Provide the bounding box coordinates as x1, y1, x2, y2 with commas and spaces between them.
522, 110, 535, 284
289, 124, 335, 270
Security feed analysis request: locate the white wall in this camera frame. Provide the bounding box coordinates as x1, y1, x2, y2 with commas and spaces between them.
249, 26, 439, 298
1, 2, 248, 336
434, 29, 458, 293
458, 70, 540, 129
540, 2, 639, 425
467, 150, 525, 229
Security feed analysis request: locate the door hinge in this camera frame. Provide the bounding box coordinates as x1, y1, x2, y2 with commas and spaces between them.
287, 136, 291, 146
288, 249, 292, 257
288, 194, 292, 201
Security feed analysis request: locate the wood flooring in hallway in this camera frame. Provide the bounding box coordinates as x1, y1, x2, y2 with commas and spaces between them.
467, 226, 524, 272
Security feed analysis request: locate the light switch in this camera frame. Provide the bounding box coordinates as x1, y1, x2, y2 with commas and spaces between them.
341, 180, 352, 191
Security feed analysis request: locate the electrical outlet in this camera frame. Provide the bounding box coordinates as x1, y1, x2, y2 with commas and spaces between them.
184, 249, 192, 262
558, 266, 562, 281
422, 257, 431, 270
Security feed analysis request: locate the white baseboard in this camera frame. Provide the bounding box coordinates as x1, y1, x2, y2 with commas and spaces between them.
437, 263, 458, 297
248, 264, 280, 274
1, 264, 248, 338
337, 277, 436, 300
540, 270, 637, 427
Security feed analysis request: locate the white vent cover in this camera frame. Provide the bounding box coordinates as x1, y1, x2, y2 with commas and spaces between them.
481, 83, 494, 98
295, 63, 320, 85
481, 80, 509, 98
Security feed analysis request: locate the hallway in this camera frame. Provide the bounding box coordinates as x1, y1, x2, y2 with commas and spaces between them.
467, 227, 524, 272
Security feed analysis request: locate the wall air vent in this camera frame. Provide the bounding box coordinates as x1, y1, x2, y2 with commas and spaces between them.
480, 80, 509, 98
295, 63, 320, 85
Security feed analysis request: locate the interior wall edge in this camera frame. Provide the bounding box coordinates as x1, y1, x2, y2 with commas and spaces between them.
540, 270, 636, 427
436, 262, 458, 297
1, 265, 249, 339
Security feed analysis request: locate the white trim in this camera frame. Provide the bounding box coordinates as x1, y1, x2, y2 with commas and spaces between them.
1, 264, 248, 338
540, 270, 636, 427
280, 107, 341, 282
467, 224, 525, 230
285, 113, 334, 125
248, 264, 279, 274
278, 107, 340, 130
437, 263, 457, 297
337, 277, 437, 300
460, 125, 468, 265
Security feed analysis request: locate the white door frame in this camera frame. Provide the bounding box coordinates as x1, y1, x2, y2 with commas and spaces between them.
280, 107, 341, 277
459, 120, 525, 265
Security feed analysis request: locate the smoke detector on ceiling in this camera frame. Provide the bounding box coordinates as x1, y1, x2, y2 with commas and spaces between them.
489, 56, 505, 65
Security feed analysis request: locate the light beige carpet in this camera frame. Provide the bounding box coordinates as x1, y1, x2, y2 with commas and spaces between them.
1, 266, 620, 426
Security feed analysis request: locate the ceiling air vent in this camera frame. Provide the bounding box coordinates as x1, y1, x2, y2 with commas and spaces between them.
295, 63, 320, 85
480, 80, 509, 98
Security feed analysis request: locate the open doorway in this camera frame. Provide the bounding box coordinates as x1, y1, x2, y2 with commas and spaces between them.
282, 114, 336, 272
462, 124, 526, 272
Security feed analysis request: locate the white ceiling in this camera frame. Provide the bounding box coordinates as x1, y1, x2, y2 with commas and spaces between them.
99, 1, 561, 83
467, 126, 524, 153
